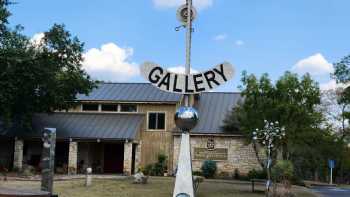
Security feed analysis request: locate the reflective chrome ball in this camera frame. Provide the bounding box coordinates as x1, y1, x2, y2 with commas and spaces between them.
175, 106, 199, 132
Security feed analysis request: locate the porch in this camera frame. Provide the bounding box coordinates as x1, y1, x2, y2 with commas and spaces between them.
0, 112, 144, 175
8, 139, 140, 175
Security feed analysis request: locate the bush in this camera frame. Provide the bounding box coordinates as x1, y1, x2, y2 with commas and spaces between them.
272, 160, 294, 196
193, 171, 202, 176
247, 169, 267, 180
143, 154, 167, 176
271, 160, 294, 183
201, 160, 217, 178
233, 168, 240, 180
143, 164, 153, 176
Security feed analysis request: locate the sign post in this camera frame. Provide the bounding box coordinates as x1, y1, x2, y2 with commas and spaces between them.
328, 159, 335, 185
140, 0, 234, 196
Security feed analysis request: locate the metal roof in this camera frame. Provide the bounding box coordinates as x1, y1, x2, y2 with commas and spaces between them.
4, 113, 144, 140
192, 92, 242, 134
76, 83, 182, 102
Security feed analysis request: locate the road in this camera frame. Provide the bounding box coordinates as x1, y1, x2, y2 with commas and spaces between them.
312, 187, 350, 197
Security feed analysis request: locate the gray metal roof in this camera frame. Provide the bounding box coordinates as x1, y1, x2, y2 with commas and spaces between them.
77, 83, 182, 102
192, 92, 242, 134
5, 113, 144, 140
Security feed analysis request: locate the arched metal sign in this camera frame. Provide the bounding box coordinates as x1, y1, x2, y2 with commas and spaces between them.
140, 62, 234, 94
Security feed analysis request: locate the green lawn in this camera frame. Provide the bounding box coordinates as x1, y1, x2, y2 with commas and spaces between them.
0, 177, 317, 197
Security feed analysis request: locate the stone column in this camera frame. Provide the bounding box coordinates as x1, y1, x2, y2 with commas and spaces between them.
13, 138, 24, 171
134, 142, 142, 174
68, 141, 78, 174
123, 141, 133, 175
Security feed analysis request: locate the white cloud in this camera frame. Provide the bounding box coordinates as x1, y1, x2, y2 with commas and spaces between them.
320, 79, 350, 91
153, 0, 213, 10
292, 53, 334, 76
213, 34, 227, 41
82, 43, 139, 81
320, 80, 337, 91
30, 32, 45, 46
235, 40, 244, 46
167, 66, 199, 74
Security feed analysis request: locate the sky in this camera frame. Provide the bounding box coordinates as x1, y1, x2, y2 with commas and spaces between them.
7, 0, 350, 92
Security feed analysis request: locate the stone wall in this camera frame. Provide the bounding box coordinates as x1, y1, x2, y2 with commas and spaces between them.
173, 135, 262, 176
123, 142, 133, 175
13, 139, 24, 171
68, 141, 78, 174
134, 142, 142, 173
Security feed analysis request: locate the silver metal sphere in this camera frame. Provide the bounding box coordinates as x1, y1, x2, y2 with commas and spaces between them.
175, 106, 199, 132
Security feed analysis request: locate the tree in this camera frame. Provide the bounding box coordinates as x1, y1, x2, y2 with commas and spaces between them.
332, 54, 350, 139
222, 71, 333, 181
328, 54, 350, 182
0, 2, 96, 130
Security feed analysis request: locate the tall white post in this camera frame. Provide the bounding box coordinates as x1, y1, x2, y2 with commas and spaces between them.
173, 133, 194, 197
173, 0, 195, 196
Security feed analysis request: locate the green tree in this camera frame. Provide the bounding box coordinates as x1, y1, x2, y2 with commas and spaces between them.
223, 71, 324, 169
0, 2, 96, 130
329, 54, 350, 182
332, 54, 350, 138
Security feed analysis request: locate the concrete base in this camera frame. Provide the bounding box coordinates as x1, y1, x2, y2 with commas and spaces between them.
173, 133, 194, 197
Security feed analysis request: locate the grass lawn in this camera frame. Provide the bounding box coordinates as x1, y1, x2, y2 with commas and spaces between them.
339, 184, 350, 189
0, 177, 317, 197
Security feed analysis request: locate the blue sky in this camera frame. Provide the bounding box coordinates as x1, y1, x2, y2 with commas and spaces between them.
7, 0, 350, 92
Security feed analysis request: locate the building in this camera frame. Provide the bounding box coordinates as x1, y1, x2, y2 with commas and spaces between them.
0, 83, 261, 176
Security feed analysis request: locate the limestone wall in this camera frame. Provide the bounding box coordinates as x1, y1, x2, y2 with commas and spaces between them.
173, 135, 262, 176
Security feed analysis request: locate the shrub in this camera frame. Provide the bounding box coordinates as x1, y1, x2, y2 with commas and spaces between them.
248, 169, 267, 180
271, 160, 294, 183
233, 168, 240, 180
193, 171, 202, 176
272, 160, 294, 196
144, 154, 168, 176
201, 160, 217, 178
21, 165, 35, 177
152, 162, 165, 176
143, 164, 153, 176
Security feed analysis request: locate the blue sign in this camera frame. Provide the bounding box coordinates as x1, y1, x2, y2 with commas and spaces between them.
328, 160, 335, 169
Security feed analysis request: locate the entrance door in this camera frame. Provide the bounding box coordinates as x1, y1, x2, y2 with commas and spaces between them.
104, 143, 124, 173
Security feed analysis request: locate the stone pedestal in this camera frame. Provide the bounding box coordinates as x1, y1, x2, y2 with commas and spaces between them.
85, 167, 92, 187
123, 142, 133, 175
68, 141, 78, 174
13, 139, 24, 171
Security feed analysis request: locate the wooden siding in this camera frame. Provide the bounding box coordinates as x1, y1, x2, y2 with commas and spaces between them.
62, 101, 179, 172
138, 104, 177, 171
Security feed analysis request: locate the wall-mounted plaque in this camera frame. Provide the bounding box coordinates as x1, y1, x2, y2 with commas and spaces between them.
207, 138, 215, 150
193, 148, 228, 161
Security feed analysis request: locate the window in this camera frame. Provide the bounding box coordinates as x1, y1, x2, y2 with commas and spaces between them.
82, 104, 98, 111
148, 112, 165, 130
120, 104, 137, 112
101, 104, 118, 112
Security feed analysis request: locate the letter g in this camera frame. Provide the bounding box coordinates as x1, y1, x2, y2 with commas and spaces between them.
148, 66, 163, 83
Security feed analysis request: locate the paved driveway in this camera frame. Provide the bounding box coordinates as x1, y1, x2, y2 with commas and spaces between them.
312, 187, 350, 197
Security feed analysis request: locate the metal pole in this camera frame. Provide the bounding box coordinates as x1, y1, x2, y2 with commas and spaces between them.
266, 145, 271, 197
184, 0, 192, 107
330, 167, 333, 185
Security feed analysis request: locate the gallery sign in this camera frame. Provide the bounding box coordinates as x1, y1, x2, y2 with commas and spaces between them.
140, 62, 234, 94
193, 148, 228, 161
